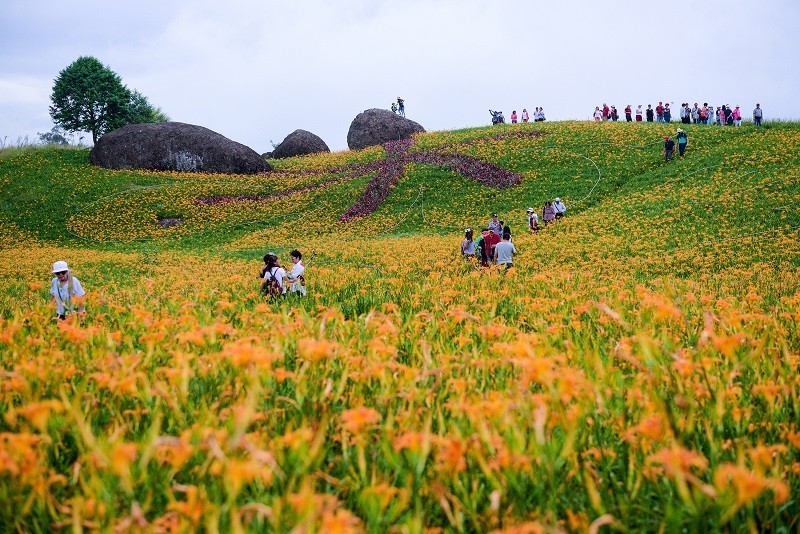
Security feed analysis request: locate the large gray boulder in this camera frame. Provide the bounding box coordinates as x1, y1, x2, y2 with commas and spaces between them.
347, 108, 425, 150
90, 122, 270, 174
272, 129, 330, 159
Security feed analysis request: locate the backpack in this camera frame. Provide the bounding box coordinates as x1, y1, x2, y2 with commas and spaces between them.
262, 269, 283, 299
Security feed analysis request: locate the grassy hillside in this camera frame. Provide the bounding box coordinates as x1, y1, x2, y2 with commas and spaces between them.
0, 121, 799, 532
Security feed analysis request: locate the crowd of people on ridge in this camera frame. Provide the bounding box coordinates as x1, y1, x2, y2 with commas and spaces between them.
490, 107, 546, 125
461, 199, 567, 269
593, 102, 764, 126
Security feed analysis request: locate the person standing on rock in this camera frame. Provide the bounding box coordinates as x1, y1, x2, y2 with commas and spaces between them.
391, 102, 397, 114
397, 97, 405, 117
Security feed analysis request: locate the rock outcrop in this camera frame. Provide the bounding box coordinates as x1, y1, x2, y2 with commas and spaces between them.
90, 122, 270, 174
347, 108, 425, 150
271, 129, 330, 159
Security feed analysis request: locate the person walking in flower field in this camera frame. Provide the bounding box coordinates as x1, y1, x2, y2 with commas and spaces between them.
261, 253, 287, 298
461, 228, 476, 257
553, 197, 567, 219
676, 128, 688, 157
493, 229, 517, 269
664, 136, 676, 162
50, 260, 85, 319
527, 207, 540, 232
542, 201, 556, 225
488, 213, 503, 236
475, 228, 491, 267
287, 249, 307, 296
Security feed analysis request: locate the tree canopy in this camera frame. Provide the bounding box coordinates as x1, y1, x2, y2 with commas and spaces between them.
49, 56, 168, 144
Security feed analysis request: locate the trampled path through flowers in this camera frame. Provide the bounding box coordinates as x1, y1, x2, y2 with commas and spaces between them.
196, 132, 544, 221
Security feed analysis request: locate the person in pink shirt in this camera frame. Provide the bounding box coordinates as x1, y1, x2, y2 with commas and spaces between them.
511, 110, 518, 123
522, 108, 529, 122
732, 106, 742, 126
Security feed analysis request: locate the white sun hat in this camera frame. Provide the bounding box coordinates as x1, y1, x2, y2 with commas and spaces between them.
526, 207, 534, 212
52, 260, 69, 273
555, 197, 561, 202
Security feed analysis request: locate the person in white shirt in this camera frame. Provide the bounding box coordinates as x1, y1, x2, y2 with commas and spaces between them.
461, 228, 476, 257
50, 260, 86, 319
488, 213, 503, 236
261, 253, 288, 297
493, 230, 517, 269
553, 197, 567, 219
287, 249, 307, 296
526, 207, 539, 232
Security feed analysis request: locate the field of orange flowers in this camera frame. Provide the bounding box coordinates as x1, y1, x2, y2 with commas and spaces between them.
1, 121, 799, 532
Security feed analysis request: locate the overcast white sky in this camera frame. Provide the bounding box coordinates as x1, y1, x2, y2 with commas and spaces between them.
1, 0, 798, 152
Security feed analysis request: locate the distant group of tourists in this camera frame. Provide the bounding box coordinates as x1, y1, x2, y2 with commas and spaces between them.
461, 200, 566, 268
594, 102, 764, 126
490, 107, 546, 125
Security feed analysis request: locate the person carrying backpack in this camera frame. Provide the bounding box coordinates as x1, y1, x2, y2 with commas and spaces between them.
260, 253, 287, 299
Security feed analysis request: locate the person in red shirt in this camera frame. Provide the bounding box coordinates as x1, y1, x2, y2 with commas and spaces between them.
656, 102, 664, 123
624, 105, 632, 122
484, 230, 501, 263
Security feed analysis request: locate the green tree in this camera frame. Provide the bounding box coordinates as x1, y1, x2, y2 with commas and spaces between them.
37, 126, 71, 145
49, 56, 168, 144
127, 90, 170, 124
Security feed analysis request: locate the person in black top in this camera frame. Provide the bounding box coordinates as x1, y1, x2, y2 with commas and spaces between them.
646, 105, 654, 122
664, 136, 675, 162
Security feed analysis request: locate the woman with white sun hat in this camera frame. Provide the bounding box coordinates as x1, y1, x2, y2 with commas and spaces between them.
50, 260, 86, 319
553, 198, 567, 219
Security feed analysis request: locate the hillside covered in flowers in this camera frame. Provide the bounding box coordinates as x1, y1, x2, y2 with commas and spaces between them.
1, 120, 799, 532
